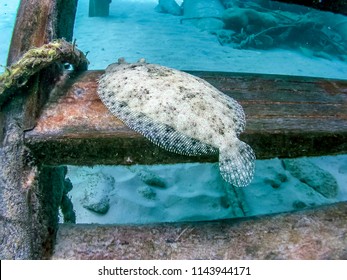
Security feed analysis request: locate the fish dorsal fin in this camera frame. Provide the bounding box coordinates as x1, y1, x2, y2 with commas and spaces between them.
219, 140, 255, 187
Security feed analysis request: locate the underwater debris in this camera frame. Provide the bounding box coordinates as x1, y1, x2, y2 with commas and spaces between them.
98, 59, 255, 187
223, 8, 347, 59
222, 7, 278, 33
0, 39, 88, 108
182, 0, 225, 31
137, 186, 157, 200
129, 165, 167, 188
182, 0, 347, 60
282, 158, 338, 198
60, 177, 76, 223
155, 0, 182, 16
79, 173, 115, 214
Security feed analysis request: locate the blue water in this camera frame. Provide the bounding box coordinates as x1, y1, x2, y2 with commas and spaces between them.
73, 0, 347, 79
2, 0, 347, 78
67, 156, 347, 224
0, 0, 20, 69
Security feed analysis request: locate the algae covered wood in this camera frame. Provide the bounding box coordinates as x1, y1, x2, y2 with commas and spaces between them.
52, 202, 347, 260
7, 0, 78, 65
0, 0, 79, 260
24, 70, 347, 165
0, 39, 88, 108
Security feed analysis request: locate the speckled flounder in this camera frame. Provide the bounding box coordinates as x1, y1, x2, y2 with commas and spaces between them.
97, 59, 255, 187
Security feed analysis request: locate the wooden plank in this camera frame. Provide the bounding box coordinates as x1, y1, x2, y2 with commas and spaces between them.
52, 202, 347, 260
24, 70, 347, 165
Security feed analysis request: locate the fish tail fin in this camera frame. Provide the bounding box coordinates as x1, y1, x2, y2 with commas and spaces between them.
219, 140, 256, 187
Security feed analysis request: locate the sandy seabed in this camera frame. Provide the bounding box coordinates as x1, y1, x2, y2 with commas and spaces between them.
67, 155, 347, 224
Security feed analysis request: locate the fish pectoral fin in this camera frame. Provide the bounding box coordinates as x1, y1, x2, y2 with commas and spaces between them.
219, 140, 256, 187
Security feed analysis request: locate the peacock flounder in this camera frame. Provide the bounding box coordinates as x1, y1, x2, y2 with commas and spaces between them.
97, 59, 255, 187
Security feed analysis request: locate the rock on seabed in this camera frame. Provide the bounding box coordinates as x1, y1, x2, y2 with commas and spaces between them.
282, 158, 338, 198
79, 173, 115, 214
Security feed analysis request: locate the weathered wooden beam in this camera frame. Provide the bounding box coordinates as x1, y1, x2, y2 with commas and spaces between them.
52, 202, 347, 259
0, 0, 79, 260
25, 70, 347, 165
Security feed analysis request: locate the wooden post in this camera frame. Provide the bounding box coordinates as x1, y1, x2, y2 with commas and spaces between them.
0, 0, 79, 259
7, 0, 78, 66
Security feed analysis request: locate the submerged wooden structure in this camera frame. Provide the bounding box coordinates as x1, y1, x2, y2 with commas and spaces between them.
0, 0, 346, 259
25, 70, 347, 165
272, 0, 347, 15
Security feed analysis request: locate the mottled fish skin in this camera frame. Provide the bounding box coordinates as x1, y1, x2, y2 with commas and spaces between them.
98, 60, 255, 187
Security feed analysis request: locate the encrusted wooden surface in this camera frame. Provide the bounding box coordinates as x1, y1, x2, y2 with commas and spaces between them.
7, 0, 78, 65
0, 39, 88, 108
0, 0, 79, 260
52, 202, 347, 260
25, 70, 347, 165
